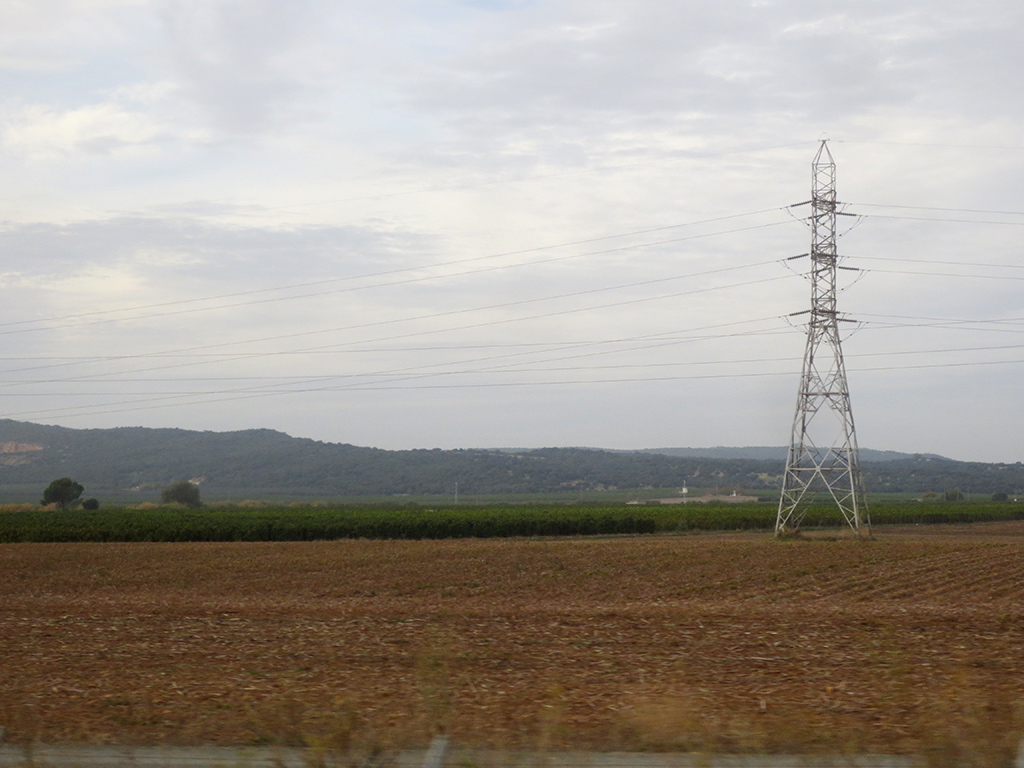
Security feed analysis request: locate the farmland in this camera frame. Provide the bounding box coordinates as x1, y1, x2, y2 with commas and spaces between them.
1, 523, 1023, 759
1, 501, 1023, 542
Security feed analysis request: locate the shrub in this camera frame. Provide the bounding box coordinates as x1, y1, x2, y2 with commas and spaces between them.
81, 498, 100, 510
161, 481, 202, 508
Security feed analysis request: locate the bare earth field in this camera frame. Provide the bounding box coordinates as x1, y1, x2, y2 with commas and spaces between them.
2, 523, 1023, 758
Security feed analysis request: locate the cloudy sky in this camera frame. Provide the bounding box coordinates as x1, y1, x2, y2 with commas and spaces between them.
1, 0, 1023, 462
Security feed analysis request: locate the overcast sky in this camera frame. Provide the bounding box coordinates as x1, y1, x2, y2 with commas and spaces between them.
1, 1, 1023, 462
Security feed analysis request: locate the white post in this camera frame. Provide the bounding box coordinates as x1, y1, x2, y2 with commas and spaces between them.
422, 735, 449, 768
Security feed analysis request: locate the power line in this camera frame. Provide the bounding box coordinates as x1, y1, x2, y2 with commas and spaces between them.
857, 312, 1024, 332
835, 139, 1024, 150
0, 316, 795, 390
861, 267, 1024, 282
8, 282, 1024, 411
852, 212, 1024, 226
0, 313, 801, 415
857, 256, 1024, 270
0, 209, 801, 334
8, 310, 1024, 366
0, 265, 798, 379
13, 340, 1024, 389
9, 353, 1024, 423
848, 202, 1024, 217
8, 279, 1024, 422
7, 137, 1024, 432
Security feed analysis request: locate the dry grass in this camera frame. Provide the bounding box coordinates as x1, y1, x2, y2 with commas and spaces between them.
0, 504, 35, 513
1, 523, 1023, 759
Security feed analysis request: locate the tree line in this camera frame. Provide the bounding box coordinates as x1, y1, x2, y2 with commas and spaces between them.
4, 419, 1024, 498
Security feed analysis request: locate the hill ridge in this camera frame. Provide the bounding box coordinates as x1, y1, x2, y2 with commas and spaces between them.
0, 419, 1018, 501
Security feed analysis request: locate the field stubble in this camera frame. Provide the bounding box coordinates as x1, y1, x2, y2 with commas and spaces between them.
1, 524, 1023, 762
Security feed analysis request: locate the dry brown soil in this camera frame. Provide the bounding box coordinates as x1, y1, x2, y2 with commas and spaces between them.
2, 523, 1023, 755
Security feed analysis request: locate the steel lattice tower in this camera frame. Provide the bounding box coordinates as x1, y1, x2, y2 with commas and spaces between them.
776, 140, 869, 537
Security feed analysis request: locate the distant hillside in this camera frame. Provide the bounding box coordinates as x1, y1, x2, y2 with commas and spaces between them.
642, 447, 948, 462
0, 420, 1020, 501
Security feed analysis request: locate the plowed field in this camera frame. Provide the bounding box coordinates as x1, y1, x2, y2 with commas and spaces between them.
2, 523, 1023, 757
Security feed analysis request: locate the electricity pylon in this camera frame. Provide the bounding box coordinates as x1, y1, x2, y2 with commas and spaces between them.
776, 140, 869, 537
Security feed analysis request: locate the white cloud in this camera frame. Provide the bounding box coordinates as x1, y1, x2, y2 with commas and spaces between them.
2, 101, 174, 159
0, 0, 151, 71
159, 0, 330, 133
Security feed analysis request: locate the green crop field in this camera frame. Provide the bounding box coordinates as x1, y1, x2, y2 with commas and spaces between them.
1, 500, 1022, 543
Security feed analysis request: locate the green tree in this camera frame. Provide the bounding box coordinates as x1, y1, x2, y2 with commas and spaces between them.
944, 487, 964, 502
42, 478, 84, 510
82, 498, 100, 510
992, 492, 1009, 502
161, 481, 202, 507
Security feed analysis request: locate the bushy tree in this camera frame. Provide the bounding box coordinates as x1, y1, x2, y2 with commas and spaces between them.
944, 487, 964, 502
161, 481, 202, 507
82, 498, 100, 510
42, 478, 84, 510
992, 492, 1009, 502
